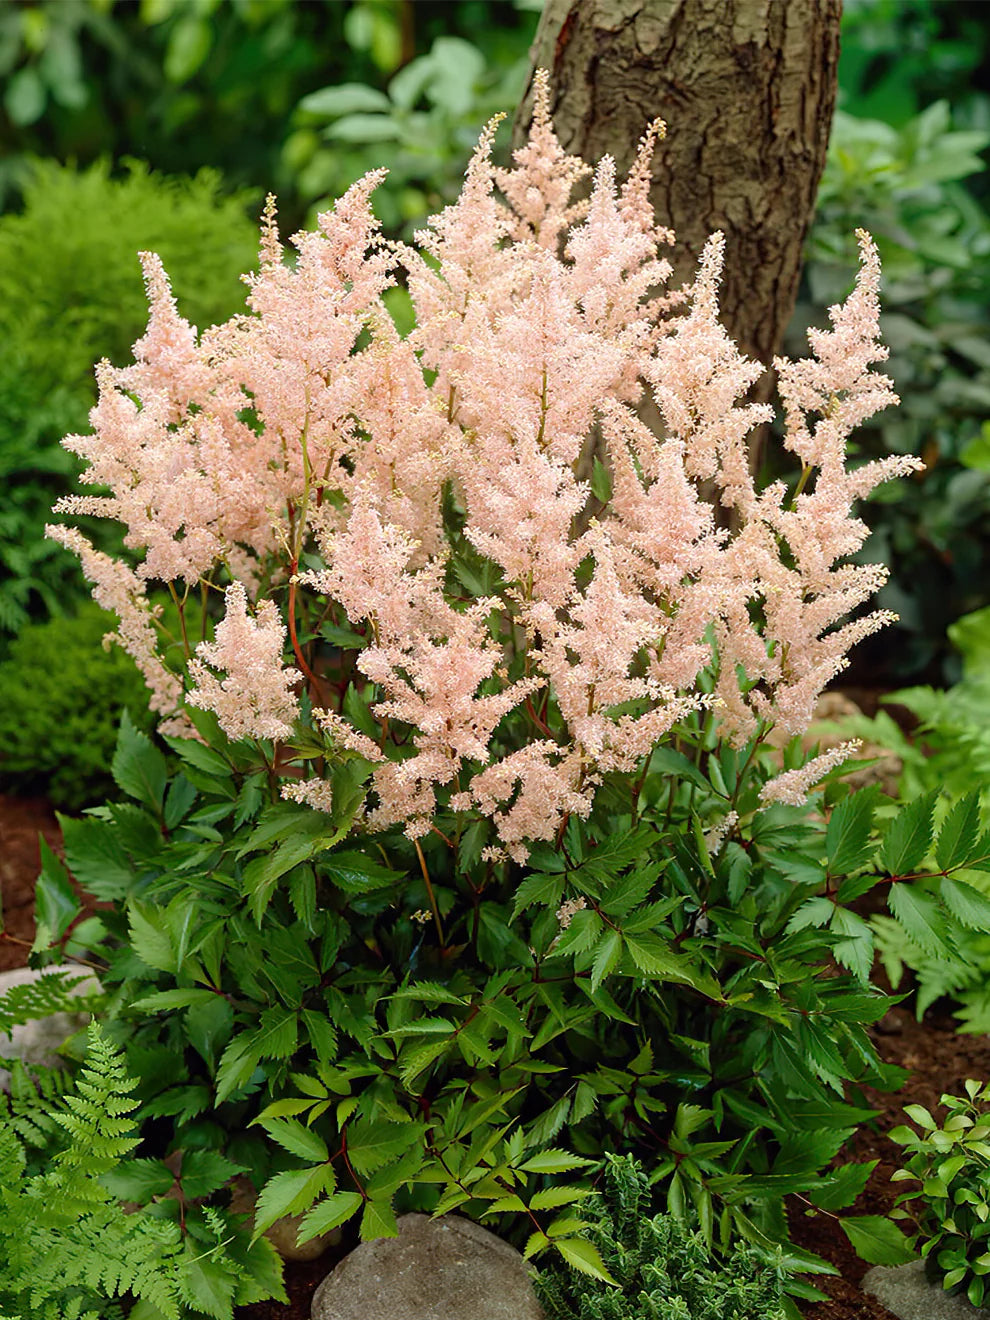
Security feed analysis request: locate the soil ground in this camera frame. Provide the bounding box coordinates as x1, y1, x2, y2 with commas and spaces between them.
1, 789, 986, 1320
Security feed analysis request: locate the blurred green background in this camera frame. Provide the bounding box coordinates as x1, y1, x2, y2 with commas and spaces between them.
3, 0, 990, 801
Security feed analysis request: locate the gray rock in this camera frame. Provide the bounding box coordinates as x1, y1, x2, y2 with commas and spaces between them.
863, 1260, 987, 1320
311, 1213, 544, 1320
0, 964, 99, 1086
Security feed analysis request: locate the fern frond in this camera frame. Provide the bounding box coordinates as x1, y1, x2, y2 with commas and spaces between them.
0, 970, 103, 1037
1, 1060, 74, 1159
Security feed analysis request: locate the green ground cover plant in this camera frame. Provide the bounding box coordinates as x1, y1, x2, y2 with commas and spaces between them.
533, 1153, 787, 1319
0, 1022, 283, 1319
889, 1079, 990, 1308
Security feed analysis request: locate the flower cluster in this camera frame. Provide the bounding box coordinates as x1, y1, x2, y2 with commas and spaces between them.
50, 71, 915, 856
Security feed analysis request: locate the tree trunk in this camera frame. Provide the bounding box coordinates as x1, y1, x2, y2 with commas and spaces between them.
518, 0, 842, 373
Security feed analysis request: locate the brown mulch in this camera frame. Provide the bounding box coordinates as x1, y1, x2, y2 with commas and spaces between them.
4, 795, 990, 1318
240, 1256, 340, 1320
0, 793, 61, 969
789, 1005, 990, 1320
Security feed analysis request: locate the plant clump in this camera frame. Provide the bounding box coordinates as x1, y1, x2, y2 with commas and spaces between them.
533, 1153, 787, 1320
27, 70, 970, 1298
890, 1079, 990, 1307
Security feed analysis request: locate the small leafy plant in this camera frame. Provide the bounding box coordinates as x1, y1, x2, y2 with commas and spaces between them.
889, 1080, 990, 1307
533, 1153, 787, 1320
0, 1022, 284, 1320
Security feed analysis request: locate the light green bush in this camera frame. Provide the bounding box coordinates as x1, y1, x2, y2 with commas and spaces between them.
0, 603, 152, 807
0, 159, 259, 635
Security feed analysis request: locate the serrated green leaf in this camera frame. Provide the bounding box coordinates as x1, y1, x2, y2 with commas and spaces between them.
59, 814, 134, 900
511, 871, 565, 922
389, 982, 469, 1008
35, 837, 81, 944
888, 883, 955, 957
164, 735, 232, 779
180, 1149, 246, 1199
131, 988, 218, 1012
839, 1215, 915, 1265
128, 900, 176, 974
346, 1119, 418, 1176
936, 794, 982, 872
322, 849, 401, 893
941, 877, 990, 932
101, 1157, 175, 1203
399, 1038, 452, 1090
554, 1236, 618, 1284
530, 1185, 591, 1211
521, 1149, 592, 1174
809, 1161, 876, 1212
624, 933, 719, 996
826, 789, 879, 875
296, 1191, 364, 1244
360, 1197, 399, 1239
260, 1118, 329, 1164
786, 895, 834, 933
253, 1166, 332, 1236
590, 930, 623, 992
113, 709, 167, 810
179, 1243, 236, 1320
880, 790, 937, 875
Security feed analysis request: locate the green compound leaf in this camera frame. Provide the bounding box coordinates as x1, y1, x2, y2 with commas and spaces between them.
826, 789, 879, 876
296, 1191, 364, 1245
112, 709, 168, 810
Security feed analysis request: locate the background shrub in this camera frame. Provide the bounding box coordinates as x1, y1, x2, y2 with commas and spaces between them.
0, 602, 153, 808
0, 159, 259, 636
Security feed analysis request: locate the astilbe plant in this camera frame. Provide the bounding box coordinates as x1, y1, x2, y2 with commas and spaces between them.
49, 71, 915, 848
42, 74, 927, 1294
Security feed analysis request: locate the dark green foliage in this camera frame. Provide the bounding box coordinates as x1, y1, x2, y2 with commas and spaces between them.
293, 32, 531, 234
0, 0, 539, 230
839, 0, 990, 127
533, 1154, 787, 1320
0, 159, 259, 634
845, 610, 990, 1029
0, 351, 82, 632
0, 603, 153, 807
31, 712, 982, 1310
889, 1080, 990, 1308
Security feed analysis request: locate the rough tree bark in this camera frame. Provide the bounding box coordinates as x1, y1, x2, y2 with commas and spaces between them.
518, 0, 842, 373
